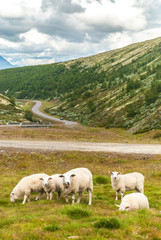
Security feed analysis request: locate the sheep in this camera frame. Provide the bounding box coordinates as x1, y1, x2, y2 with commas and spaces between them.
10, 173, 48, 204
115, 192, 149, 211
40, 174, 64, 200
59, 168, 93, 205
109, 171, 144, 200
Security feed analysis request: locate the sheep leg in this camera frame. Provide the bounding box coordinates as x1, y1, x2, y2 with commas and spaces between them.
120, 192, 124, 200
88, 189, 92, 205
115, 190, 119, 201
72, 193, 75, 205
65, 194, 69, 203
77, 192, 82, 204
22, 194, 28, 204
49, 192, 53, 200
46, 192, 50, 200
57, 191, 61, 200
35, 191, 44, 201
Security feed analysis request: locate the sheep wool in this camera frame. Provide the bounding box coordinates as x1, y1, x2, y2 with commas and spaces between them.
40, 174, 64, 200
110, 171, 144, 200
116, 192, 149, 211
10, 173, 48, 204
59, 167, 93, 205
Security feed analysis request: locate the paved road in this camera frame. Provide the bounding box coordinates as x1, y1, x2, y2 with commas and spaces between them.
0, 140, 160, 154
32, 101, 77, 125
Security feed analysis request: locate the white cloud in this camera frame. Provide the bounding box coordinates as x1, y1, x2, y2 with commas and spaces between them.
76, 0, 147, 32
1, 0, 161, 66
20, 29, 49, 45
14, 57, 55, 66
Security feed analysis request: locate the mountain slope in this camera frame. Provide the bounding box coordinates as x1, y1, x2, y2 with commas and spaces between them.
0, 56, 13, 70
0, 37, 161, 132
0, 94, 25, 124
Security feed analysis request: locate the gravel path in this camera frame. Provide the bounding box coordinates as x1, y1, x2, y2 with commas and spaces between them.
0, 140, 160, 154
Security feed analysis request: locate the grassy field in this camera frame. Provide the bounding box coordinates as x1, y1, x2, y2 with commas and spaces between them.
0, 124, 161, 144
0, 148, 161, 240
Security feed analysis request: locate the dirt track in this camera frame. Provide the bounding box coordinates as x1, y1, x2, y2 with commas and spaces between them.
0, 140, 161, 154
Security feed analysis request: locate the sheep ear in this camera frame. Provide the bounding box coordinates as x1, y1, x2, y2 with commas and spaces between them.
48, 177, 52, 180
59, 175, 64, 178
118, 172, 122, 175
40, 178, 43, 180
108, 171, 113, 175
115, 204, 120, 208
125, 205, 130, 209
71, 174, 76, 177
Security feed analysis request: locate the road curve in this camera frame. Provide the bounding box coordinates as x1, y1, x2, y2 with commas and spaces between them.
0, 140, 161, 154
32, 101, 77, 125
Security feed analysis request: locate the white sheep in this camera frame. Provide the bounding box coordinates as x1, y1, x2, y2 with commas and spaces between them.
40, 174, 64, 200
10, 173, 48, 204
59, 168, 93, 205
109, 171, 144, 200
115, 192, 149, 211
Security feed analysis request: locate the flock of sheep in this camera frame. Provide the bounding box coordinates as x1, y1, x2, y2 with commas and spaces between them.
10, 167, 149, 211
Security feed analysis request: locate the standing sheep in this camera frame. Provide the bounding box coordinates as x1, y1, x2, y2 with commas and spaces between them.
10, 173, 48, 204
115, 192, 149, 211
40, 174, 64, 200
59, 168, 93, 205
109, 172, 144, 200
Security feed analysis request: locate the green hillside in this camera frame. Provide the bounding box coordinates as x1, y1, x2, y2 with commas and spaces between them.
0, 94, 25, 124
0, 37, 161, 132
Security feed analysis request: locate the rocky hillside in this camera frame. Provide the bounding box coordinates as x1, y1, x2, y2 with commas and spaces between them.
0, 37, 161, 132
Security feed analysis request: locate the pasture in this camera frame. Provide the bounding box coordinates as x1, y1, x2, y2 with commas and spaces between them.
0, 149, 161, 240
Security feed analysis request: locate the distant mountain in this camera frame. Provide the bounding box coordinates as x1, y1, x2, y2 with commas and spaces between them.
0, 56, 13, 70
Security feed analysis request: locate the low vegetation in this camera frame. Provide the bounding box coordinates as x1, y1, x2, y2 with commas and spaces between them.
0, 149, 161, 239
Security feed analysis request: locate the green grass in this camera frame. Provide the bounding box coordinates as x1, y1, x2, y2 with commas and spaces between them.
0, 150, 161, 239
62, 206, 92, 219
93, 217, 121, 229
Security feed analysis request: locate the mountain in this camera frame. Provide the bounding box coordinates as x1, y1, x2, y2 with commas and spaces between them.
0, 56, 13, 70
0, 37, 161, 132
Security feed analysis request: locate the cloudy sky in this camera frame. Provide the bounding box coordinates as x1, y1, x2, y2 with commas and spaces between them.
1, 0, 161, 66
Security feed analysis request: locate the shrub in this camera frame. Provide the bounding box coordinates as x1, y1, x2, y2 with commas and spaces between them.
94, 217, 121, 229
43, 223, 59, 232
153, 132, 161, 139
63, 206, 91, 219
95, 175, 109, 184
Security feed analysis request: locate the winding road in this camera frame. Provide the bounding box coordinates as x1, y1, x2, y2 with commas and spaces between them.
32, 101, 77, 125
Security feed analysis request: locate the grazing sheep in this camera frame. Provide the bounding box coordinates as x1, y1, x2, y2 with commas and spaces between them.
10, 173, 48, 204
115, 192, 149, 211
59, 168, 93, 205
40, 174, 64, 200
109, 171, 144, 200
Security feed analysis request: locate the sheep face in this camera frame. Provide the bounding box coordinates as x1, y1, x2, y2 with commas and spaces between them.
40, 176, 52, 187
59, 173, 75, 189
110, 172, 122, 181
115, 203, 129, 211
10, 192, 17, 203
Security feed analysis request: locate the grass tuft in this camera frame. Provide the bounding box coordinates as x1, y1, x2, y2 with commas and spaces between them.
43, 223, 59, 232
63, 206, 91, 219
94, 175, 109, 184
94, 217, 121, 229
